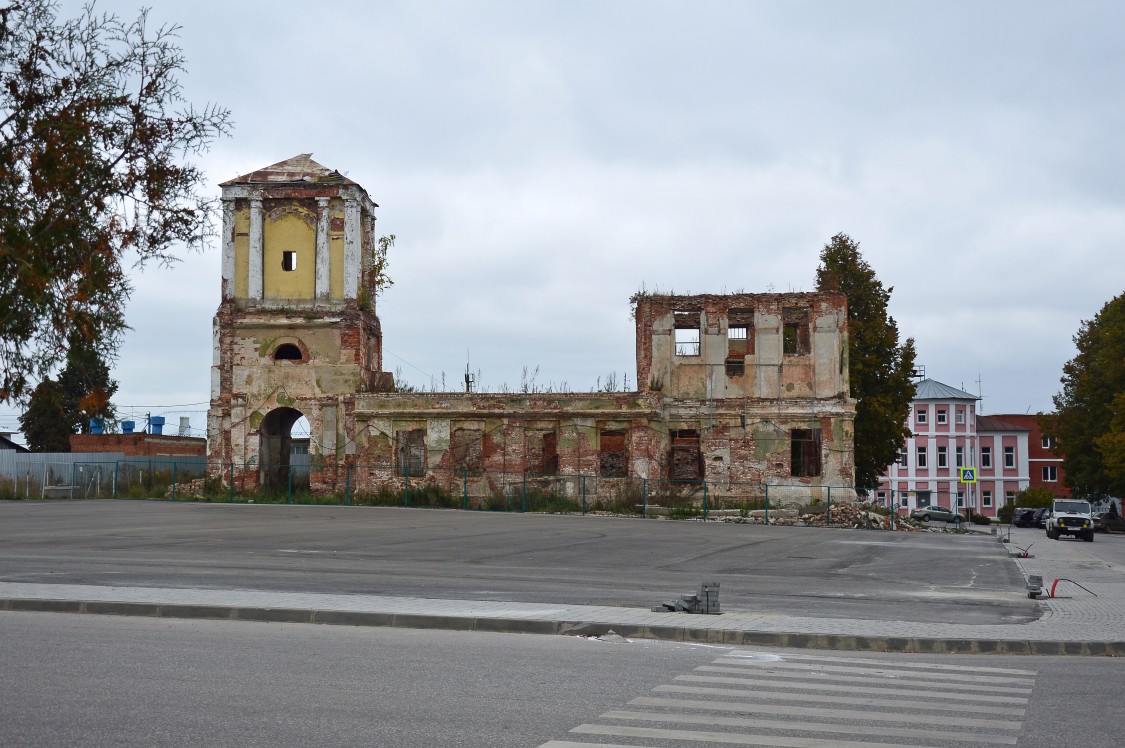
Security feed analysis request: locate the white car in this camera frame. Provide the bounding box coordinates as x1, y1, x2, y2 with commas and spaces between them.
1045, 498, 1094, 542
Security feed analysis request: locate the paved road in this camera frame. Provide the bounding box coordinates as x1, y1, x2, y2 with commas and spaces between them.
0, 501, 1035, 625
1, 611, 1121, 748
1004, 523, 1125, 567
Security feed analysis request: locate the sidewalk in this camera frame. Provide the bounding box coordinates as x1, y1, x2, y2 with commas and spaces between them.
2, 534, 1123, 656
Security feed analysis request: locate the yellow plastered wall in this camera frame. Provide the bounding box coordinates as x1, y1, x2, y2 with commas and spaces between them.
263, 207, 315, 300
234, 206, 250, 298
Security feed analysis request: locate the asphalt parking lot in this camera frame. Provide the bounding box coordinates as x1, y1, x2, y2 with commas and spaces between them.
0, 500, 1038, 625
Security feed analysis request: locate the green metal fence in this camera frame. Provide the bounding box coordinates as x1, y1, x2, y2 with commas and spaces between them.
44, 458, 896, 526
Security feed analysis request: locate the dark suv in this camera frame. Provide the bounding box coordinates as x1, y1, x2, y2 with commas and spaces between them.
1012, 508, 1038, 527
1033, 507, 1051, 528
1097, 511, 1125, 533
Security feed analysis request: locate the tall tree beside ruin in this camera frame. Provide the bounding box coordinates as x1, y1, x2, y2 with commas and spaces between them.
1046, 293, 1125, 499
56, 330, 118, 435
815, 233, 917, 489
18, 379, 70, 452
0, 0, 231, 402
16, 331, 117, 452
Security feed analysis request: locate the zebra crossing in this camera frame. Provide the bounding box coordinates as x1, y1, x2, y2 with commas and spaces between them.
540, 649, 1037, 747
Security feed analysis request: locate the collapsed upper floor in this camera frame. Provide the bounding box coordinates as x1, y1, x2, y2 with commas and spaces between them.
633, 292, 850, 401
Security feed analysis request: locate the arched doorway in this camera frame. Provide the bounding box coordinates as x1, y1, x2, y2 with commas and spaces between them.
259, 407, 304, 491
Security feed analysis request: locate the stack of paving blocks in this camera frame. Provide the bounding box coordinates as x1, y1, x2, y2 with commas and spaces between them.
652, 581, 720, 614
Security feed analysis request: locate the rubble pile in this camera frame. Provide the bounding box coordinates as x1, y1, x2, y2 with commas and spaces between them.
162, 479, 213, 499
712, 502, 906, 530
796, 502, 895, 530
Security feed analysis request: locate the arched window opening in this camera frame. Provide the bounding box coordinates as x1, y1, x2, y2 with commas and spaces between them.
274, 343, 302, 361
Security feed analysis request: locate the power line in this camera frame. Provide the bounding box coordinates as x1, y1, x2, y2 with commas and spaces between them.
115, 401, 209, 409
383, 350, 437, 383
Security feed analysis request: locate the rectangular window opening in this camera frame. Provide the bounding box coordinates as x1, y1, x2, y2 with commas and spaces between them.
673, 310, 701, 356
1043, 465, 1057, 482
282, 250, 297, 272
527, 431, 559, 476
782, 308, 810, 356
983, 490, 993, 507
955, 446, 964, 468
916, 408, 928, 425
674, 328, 700, 357
1004, 446, 1015, 468
670, 429, 703, 482
937, 409, 947, 424
981, 446, 992, 468
956, 409, 965, 424
916, 446, 928, 468
396, 429, 426, 477
451, 428, 483, 472
937, 446, 948, 468
599, 430, 628, 478
790, 428, 822, 477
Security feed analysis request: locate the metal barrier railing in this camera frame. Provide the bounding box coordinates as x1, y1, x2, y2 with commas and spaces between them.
0, 457, 943, 530
17, 459, 893, 526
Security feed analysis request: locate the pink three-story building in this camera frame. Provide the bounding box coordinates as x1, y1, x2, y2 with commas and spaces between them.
877, 379, 1031, 517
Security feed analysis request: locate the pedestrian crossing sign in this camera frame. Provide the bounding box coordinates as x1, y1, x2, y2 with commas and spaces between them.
959, 467, 977, 483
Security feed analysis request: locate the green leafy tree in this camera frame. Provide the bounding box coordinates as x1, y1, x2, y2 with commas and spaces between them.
1047, 293, 1125, 499
57, 330, 117, 434
0, 0, 231, 402
16, 332, 117, 451
1095, 392, 1125, 484
815, 233, 917, 489
1015, 486, 1055, 508
997, 486, 1054, 522
18, 378, 70, 451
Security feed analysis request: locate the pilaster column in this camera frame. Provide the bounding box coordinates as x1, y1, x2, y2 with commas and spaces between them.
315, 197, 330, 300
362, 213, 374, 275
343, 196, 360, 299
220, 197, 235, 299
248, 197, 264, 300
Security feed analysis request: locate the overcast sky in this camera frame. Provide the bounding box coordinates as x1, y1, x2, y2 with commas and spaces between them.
3, 0, 1123, 441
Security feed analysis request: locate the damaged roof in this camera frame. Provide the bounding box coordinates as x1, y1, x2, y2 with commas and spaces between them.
220, 153, 360, 187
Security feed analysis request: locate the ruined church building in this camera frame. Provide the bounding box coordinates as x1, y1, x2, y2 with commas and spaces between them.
207, 155, 856, 501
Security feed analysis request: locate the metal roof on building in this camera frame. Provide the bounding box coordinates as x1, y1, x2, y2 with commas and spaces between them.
220, 153, 360, 187
0, 433, 29, 453
913, 378, 980, 401
977, 415, 1029, 432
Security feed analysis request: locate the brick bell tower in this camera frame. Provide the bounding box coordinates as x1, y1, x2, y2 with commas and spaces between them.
207, 154, 391, 492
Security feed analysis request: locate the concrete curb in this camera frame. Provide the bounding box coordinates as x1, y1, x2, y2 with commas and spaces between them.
4, 597, 1123, 656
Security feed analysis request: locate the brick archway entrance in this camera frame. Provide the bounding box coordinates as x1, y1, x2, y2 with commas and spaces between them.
259, 407, 304, 490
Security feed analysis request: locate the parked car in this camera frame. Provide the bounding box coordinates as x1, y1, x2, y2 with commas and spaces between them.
1033, 507, 1051, 528
1096, 511, 1125, 533
1012, 508, 1038, 527
1046, 498, 1094, 541
910, 505, 963, 523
